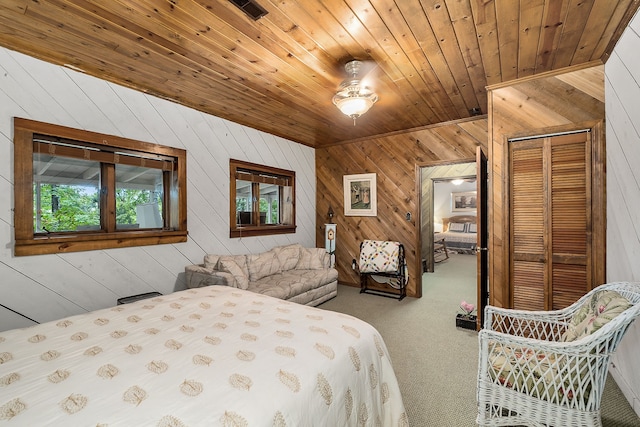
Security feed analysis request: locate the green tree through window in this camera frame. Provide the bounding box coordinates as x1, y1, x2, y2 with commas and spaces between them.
35, 184, 99, 232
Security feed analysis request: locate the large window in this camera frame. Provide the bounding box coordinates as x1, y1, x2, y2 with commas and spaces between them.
13, 118, 187, 256
230, 159, 295, 238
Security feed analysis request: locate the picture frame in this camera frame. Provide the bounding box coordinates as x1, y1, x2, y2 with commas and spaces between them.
343, 173, 377, 216
451, 191, 477, 212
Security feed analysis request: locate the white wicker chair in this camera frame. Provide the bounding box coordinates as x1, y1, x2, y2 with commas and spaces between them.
476, 282, 640, 427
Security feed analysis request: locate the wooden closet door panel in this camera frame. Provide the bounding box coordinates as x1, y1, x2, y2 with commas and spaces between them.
552, 264, 588, 309
549, 132, 591, 309
510, 140, 546, 310
513, 261, 546, 310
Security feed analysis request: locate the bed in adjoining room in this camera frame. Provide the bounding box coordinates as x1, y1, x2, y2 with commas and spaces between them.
0, 285, 408, 426
435, 215, 478, 254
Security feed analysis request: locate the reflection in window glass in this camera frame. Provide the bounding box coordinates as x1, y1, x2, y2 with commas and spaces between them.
236, 179, 253, 225
33, 154, 100, 232
115, 164, 164, 229
259, 182, 279, 224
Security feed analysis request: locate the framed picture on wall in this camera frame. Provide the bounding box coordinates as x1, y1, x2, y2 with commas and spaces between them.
451, 191, 477, 212
343, 173, 377, 216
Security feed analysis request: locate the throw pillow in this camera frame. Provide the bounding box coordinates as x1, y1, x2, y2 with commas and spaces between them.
273, 244, 302, 271
247, 250, 281, 281
203, 254, 220, 269
295, 247, 326, 270
448, 222, 466, 233
562, 290, 631, 342
218, 255, 250, 290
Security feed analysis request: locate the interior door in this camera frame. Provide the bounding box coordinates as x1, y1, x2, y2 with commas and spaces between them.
476, 147, 489, 329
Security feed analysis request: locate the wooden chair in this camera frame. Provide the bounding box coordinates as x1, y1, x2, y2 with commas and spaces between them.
476, 282, 640, 427
358, 240, 406, 300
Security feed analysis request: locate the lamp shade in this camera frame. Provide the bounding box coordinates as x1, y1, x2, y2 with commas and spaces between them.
334, 95, 375, 118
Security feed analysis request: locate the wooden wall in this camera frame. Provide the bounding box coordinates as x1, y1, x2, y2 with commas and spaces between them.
604, 9, 640, 416
487, 62, 606, 309
316, 117, 488, 298
0, 47, 316, 331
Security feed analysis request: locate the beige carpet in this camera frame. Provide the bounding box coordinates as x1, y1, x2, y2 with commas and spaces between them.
318, 253, 640, 426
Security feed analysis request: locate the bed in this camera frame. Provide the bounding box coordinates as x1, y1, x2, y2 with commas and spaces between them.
0, 286, 408, 426
435, 215, 477, 254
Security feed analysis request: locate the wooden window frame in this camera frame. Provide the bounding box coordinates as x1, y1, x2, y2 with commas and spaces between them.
13, 117, 188, 256
229, 159, 296, 238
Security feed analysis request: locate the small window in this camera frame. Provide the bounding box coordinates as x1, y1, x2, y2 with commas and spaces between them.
230, 159, 295, 237
13, 118, 187, 256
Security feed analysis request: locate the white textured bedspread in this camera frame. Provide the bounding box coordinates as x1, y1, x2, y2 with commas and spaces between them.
0, 285, 408, 426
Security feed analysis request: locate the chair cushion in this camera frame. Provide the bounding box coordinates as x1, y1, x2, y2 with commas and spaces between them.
562, 290, 631, 342
488, 344, 590, 405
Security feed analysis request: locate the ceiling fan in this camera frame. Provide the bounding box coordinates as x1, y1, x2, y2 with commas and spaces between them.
332, 59, 379, 125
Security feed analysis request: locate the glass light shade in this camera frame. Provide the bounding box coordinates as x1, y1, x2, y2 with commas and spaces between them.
334, 96, 374, 117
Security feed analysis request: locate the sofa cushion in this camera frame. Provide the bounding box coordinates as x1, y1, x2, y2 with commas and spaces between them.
203, 254, 220, 269
247, 250, 281, 281
295, 247, 326, 270
218, 255, 249, 290
562, 290, 631, 342
252, 268, 339, 300
272, 244, 302, 271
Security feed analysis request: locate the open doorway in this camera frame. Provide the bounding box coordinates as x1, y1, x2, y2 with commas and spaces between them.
420, 161, 478, 317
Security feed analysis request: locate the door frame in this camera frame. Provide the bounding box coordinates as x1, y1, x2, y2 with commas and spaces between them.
417, 155, 489, 319
476, 147, 489, 329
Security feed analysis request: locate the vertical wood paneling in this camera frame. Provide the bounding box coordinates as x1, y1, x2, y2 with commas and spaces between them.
316, 117, 487, 298
0, 46, 316, 331
605, 8, 640, 417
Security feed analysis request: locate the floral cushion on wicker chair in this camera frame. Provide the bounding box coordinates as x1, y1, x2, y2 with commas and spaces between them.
562, 290, 631, 342
488, 290, 632, 405
488, 346, 576, 404
488, 341, 604, 405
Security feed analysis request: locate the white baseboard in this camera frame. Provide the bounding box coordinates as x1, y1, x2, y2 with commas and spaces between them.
609, 361, 640, 418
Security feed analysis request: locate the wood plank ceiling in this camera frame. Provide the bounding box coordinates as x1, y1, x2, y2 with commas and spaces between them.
0, 0, 637, 148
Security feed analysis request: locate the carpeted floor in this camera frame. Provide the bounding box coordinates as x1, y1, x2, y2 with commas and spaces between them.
318, 253, 640, 426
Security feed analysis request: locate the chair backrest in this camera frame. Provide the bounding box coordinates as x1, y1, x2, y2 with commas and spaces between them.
569, 282, 640, 352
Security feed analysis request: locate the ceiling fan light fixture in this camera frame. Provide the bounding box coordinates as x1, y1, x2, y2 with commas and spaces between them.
332, 60, 378, 125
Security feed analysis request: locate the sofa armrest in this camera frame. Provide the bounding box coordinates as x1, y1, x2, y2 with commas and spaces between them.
185, 264, 238, 288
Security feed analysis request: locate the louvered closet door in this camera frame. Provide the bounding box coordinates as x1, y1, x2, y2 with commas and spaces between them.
509, 132, 591, 311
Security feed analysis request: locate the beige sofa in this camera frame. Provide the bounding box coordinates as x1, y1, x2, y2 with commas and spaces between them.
184, 244, 338, 306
